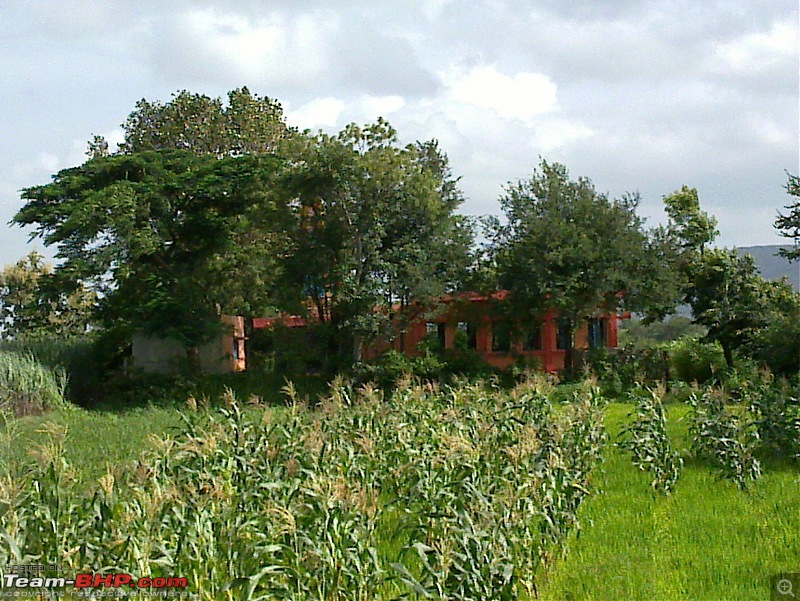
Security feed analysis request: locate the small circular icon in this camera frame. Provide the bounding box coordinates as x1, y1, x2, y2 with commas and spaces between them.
777, 579, 796, 597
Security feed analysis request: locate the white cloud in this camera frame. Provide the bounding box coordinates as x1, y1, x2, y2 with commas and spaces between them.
444, 65, 558, 123
359, 95, 405, 120
287, 97, 346, 130
155, 7, 332, 87
710, 20, 798, 75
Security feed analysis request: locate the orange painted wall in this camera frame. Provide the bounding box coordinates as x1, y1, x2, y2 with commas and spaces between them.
377, 300, 621, 373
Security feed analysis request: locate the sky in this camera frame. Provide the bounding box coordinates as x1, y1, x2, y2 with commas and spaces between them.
1, 0, 798, 266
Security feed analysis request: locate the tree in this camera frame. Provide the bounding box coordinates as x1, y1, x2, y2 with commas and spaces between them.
686, 248, 790, 369
118, 87, 288, 157
14, 150, 280, 371
494, 160, 657, 370
276, 120, 473, 362
664, 184, 798, 370
0, 252, 94, 339
775, 172, 800, 260
111, 88, 294, 320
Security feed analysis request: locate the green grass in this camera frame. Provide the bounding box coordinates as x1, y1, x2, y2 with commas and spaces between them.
539, 402, 800, 601
1, 406, 185, 480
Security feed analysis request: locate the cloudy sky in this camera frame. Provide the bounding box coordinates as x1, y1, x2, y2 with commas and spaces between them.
1, 0, 798, 265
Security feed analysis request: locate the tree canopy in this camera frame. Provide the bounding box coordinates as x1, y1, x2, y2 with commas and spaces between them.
14, 150, 280, 366
0, 251, 94, 339
275, 120, 472, 361
493, 159, 660, 368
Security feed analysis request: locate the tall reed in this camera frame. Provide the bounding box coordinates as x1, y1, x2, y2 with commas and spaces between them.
0, 351, 67, 415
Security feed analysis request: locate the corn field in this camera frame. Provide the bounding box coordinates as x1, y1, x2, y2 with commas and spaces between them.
1, 376, 606, 600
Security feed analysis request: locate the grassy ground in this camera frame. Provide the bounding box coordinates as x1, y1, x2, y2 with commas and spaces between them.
3, 394, 798, 599
539, 403, 800, 601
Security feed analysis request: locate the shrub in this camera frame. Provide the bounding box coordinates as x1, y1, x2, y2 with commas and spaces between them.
0, 351, 67, 415
668, 337, 726, 384
584, 346, 671, 397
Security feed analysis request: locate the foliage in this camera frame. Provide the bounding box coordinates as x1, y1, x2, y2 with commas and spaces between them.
0, 351, 67, 415
275, 121, 473, 362
0, 335, 98, 404
687, 248, 794, 368
14, 150, 281, 367
0, 252, 94, 339
618, 386, 682, 494
584, 346, 671, 396
618, 315, 706, 348
0, 379, 606, 600
117, 87, 289, 157
746, 376, 800, 459
494, 160, 664, 370
668, 337, 727, 384
688, 388, 762, 489
774, 172, 800, 261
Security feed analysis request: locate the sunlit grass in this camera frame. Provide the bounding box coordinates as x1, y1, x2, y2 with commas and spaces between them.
539, 403, 800, 601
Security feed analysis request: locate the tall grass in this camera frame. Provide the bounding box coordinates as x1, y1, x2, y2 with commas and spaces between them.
0, 336, 95, 404
0, 351, 67, 415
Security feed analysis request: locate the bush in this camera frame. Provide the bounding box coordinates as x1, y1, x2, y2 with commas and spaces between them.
668, 337, 726, 384
584, 346, 671, 397
0, 351, 67, 415
747, 377, 800, 459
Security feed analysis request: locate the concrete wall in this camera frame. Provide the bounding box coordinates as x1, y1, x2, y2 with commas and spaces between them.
131, 316, 246, 374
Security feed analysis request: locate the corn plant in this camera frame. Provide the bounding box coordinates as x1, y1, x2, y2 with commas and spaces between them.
747, 381, 800, 459
688, 388, 761, 489
618, 386, 682, 494
1, 377, 608, 600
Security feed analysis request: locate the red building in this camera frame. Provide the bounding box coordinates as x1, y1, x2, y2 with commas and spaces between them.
255, 292, 623, 373
369, 291, 622, 373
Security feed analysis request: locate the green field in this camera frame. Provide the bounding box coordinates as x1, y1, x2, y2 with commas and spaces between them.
2, 383, 799, 600
539, 403, 800, 600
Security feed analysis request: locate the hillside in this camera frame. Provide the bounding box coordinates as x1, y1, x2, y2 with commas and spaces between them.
736, 245, 799, 290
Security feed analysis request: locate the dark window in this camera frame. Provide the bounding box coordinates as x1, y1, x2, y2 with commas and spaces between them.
425, 322, 446, 348
457, 321, 477, 349
492, 321, 511, 353
556, 322, 571, 350
588, 318, 607, 349
522, 323, 542, 351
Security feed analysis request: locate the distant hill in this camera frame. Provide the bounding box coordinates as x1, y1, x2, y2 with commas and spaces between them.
736, 245, 799, 291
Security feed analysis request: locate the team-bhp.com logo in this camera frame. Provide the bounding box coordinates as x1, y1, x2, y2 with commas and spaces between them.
3, 570, 187, 594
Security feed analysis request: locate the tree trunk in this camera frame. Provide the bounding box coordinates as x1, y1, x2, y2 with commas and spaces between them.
352, 332, 363, 363
186, 345, 201, 375
721, 341, 734, 370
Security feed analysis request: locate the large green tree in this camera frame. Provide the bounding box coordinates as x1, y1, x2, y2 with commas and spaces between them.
14, 150, 280, 370
686, 248, 793, 369
276, 120, 473, 361
494, 160, 659, 370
